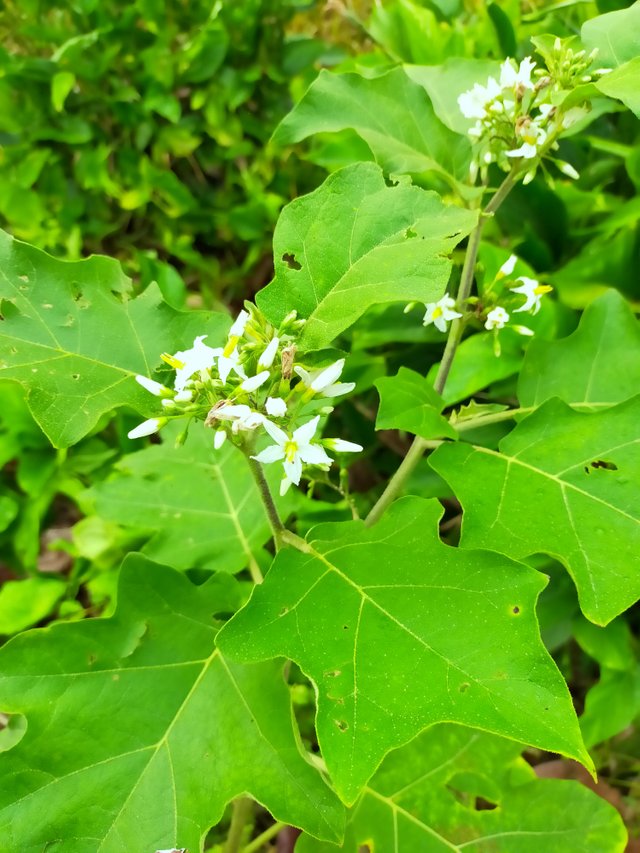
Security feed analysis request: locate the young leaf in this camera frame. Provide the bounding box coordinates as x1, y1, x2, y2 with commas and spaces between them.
271, 67, 471, 184
257, 162, 477, 350
88, 429, 287, 574
0, 555, 344, 851
594, 57, 640, 117
218, 497, 591, 805
297, 724, 627, 852
0, 230, 228, 447
374, 367, 457, 440
518, 290, 640, 410
430, 397, 640, 626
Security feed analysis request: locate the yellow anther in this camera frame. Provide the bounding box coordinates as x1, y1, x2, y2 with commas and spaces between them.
534, 284, 553, 295
284, 440, 298, 462
432, 306, 443, 319
223, 336, 239, 358
161, 353, 185, 370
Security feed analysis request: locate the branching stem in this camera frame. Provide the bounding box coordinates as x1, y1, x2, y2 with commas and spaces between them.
365, 171, 518, 527
242, 821, 287, 853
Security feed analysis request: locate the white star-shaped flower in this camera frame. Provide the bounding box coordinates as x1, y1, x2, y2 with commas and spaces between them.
499, 56, 536, 90
423, 294, 462, 333
458, 77, 501, 119
511, 276, 553, 314
213, 403, 265, 433
252, 415, 332, 494
485, 306, 510, 330
161, 336, 222, 392
506, 119, 547, 160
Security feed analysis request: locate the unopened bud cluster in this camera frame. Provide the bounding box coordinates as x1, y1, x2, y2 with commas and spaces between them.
128, 304, 362, 496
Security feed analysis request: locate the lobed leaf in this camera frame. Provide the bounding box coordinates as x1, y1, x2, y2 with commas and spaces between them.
431, 397, 640, 625
88, 427, 287, 575
0, 555, 344, 852
257, 162, 477, 350
518, 290, 640, 410
219, 497, 591, 805
297, 724, 626, 852
0, 230, 228, 447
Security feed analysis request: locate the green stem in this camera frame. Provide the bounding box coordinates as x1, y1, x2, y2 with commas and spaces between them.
453, 400, 612, 433
242, 821, 287, 853
364, 171, 517, 528
247, 456, 285, 551
224, 797, 254, 853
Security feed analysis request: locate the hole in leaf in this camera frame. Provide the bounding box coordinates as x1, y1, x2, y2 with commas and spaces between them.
474, 796, 498, 811
335, 719, 349, 732
459, 682, 470, 693
405, 227, 417, 239
325, 670, 342, 678
282, 252, 302, 271
342, 625, 349, 630
72, 374, 80, 380
279, 606, 289, 616
590, 459, 618, 471
0, 713, 27, 752
512, 606, 520, 615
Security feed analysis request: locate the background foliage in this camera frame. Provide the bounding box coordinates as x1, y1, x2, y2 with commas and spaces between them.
1, 0, 640, 851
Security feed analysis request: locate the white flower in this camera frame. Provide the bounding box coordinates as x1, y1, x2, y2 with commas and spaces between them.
513, 324, 535, 337
485, 307, 510, 330
228, 309, 249, 339
214, 404, 265, 433
174, 389, 193, 403
294, 358, 355, 398
557, 160, 580, 180
258, 337, 280, 368
135, 375, 171, 397
511, 276, 553, 314
218, 347, 246, 384
499, 56, 536, 90
423, 294, 462, 333
458, 77, 501, 119
252, 415, 332, 492
162, 336, 222, 392
323, 438, 363, 453
265, 397, 287, 418
214, 430, 226, 449
240, 371, 270, 392
127, 418, 166, 440
497, 254, 517, 278
506, 119, 547, 160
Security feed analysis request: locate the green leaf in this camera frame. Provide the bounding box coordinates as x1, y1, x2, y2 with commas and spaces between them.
0, 230, 228, 448
0, 577, 67, 635
374, 367, 457, 440
89, 428, 285, 575
594, 57, 640, 117
430, 398, 640, 625
51, 70, 76, 112
518, 290, 640, 410
297, 724, 626, 852
257, 163, 477, 350
427, 329, 523, 405
581, 3, 640, 68
0, 556, 344, 851
271, 68, 472, 185
219, 497, 591, 805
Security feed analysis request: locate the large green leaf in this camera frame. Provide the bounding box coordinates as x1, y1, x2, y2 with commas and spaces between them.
0, 230, 227, 447
0, 556, 344, 852
518, 290, 640, 409
219, 497, 590, 805
594, 57, 640, 117
257, 163, 477, 350
271, 67, 471, 185
375, 367, 458, 440
297, 724, 626, 852
88, 427, 286, 575
581, 3, 640, 67
430, 397, 640, 625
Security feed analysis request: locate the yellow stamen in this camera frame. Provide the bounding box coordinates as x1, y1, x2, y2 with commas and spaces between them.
284, 440, 298, 462
534, 284, 553, 295
223, 336, 239, 358
432, 306, 443, 319
161, 353, 185, 370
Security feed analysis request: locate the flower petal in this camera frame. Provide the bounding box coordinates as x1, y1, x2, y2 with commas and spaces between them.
263, 419, 289, 447
299, 445, 333, 466
253, 445, 286, 464
283, 456, 303, 486
293, 415, 320, 446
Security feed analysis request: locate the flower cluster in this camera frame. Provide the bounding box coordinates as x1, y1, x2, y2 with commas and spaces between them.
421, 254, 553, 351
128, 305, 362, 495
458, 47, 597, 182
